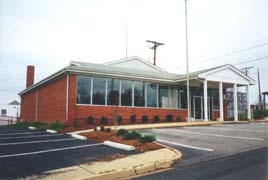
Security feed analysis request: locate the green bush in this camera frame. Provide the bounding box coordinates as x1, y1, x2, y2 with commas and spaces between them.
124, 131, 141, 140
253, 110, 267, 119
130, 115, 136, 123
142, 115, 148, 123
166, 114, 173, 122
101, 116, 108, 124
87, 116, 94, 125
117, 129, 129, 136
138, 134, 156, 143
153, 115, 159, 123
50, 121, 64, 131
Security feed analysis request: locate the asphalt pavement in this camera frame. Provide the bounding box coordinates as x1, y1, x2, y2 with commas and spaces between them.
134, 122, 268, 180
0, 127, 136, 180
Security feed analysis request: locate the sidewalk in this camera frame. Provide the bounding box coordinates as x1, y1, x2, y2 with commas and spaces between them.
106, 119, 268, 130
25, 148, 181, 180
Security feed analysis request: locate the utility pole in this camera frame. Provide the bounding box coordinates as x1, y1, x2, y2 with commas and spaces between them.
146, 40, 164, 66
185, 0, 191, 122
240, 66, 253, 76
257, 68, 262, 109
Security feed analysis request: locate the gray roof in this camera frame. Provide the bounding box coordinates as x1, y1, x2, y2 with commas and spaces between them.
8, 100, 20, 105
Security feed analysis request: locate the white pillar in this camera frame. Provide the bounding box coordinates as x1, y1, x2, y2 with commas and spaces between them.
233, 83, 238, 121
246, 85, 251, 120
204, 79, 208, 121
219, 82, 224, 121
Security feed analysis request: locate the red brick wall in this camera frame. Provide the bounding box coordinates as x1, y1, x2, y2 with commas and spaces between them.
37, 76, 67, 123
68, 74, 188, 125
20, 90, 37, 122
213, 111, 220, 120
21, 76, 67, 123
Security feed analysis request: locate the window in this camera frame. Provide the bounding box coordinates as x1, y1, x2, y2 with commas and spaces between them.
159, 84, 169, 108
212, 89, 219, 110
92, 77, 106, 105
169, 85, 178, 108
107, 78, 120, 105
77, 76, 91, 104
178, 86, 187, 109
147, 83, 157, 107
1, 109, 7, 117
134, 81, 145, 107
121, 80, 132, 106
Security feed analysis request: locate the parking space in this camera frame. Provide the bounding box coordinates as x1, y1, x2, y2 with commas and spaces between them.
139, 122, 268, 165
0, 127, 136, 180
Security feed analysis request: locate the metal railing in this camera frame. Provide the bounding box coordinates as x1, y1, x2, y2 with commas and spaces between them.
0, 116, 19, 126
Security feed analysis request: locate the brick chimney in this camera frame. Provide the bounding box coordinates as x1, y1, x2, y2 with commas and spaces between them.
26, 65, 35, 88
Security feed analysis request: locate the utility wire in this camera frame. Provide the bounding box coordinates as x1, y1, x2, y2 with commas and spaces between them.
191, 43, 268, 66
234, 56, 268, 65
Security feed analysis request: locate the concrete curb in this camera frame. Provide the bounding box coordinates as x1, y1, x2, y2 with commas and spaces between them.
71, 134, 87, 140
103, 141, 136, 151
28, 126, 36, 130
67, 129, 94, 135
46, 129, 57, 134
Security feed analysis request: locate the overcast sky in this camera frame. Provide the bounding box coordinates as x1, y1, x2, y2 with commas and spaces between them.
0, 0, 267, 104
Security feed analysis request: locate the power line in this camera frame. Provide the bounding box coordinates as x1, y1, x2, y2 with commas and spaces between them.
234, 56, 268, 65
191, 43, 268, 66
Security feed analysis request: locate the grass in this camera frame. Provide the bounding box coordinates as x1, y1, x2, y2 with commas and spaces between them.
11, 121, 65, 131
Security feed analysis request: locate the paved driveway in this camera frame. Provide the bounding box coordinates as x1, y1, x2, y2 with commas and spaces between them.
139, 122, 268, 165
0, 126, 135, 180
134, 122, 268, 180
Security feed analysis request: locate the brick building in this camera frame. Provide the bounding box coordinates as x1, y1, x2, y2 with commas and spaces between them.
19, 57, 255, 125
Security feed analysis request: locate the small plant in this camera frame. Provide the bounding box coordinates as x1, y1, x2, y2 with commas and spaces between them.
87, 116, 94, 125
166, 114, 173, 122
73, 118, 80, 127
117, 129, 129, 136
176, 116, 181, 122
138, 134, 156, 143
101, 116, 108, 124
124, 131, 141, 140
105, 128, 111, 132
153, 115, 159, 123
100, 126, 105, 132
50, 121, 64, 131
142, 115, 148, 123
130, 114, 136, 124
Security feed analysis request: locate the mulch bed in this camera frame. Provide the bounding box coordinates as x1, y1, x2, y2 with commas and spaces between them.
59, 125, 96, 134
81, 131, 163, 152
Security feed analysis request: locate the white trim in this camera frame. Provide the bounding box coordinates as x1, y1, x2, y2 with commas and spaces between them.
204, 79, 208, 121
90, 76, 93, 104
66, 73, 69, 121
219, 81, 224, 121
246, 85, 251, 120
132, 81, 134, 107
233, 83, 238, 121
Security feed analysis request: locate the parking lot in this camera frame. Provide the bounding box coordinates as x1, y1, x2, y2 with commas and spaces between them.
0, 126, 136, 180
139, 122, 268, 165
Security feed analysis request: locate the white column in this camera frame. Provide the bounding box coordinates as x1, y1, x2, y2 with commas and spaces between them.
219, 81, 224, 121
204, 79, 208, 121
246, 85, 251, 120
233, 83, 238, 121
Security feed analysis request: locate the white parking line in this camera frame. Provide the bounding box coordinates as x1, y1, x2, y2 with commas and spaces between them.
158, 139, 214, 152
0, 131, 44, 136
0, 143, 103, 158
0, 138, 76, 146
169, 129, 264, 141
0, 134, 62, 140
187, 126, 268, 133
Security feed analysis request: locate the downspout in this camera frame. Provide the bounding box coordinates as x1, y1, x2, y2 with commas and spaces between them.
35, 89, 38, 122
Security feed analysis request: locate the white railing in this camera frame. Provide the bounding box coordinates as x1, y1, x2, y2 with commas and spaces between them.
0, 116, 18, 126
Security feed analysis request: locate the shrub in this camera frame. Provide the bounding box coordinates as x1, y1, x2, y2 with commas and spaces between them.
105, 128, 111, 132
101, 116, 108, 124
176, 116, 181, 122
142, 115, 148, 123
87, 116, 94, 125
166, 114, 173, 122
253, 110, 268, 119
130, 115, 136, 124
117, 129, 129, 136
50, 121, 64, 131
138, 134, 156, 143
73, 118, 80, 127
100, 126, 105, 132
124, 131, 141, 140
153, 115, 159, 123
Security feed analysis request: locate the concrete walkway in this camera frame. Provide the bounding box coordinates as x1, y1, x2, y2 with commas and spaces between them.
106, 119, 268, 130
24, 148, 181, 180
